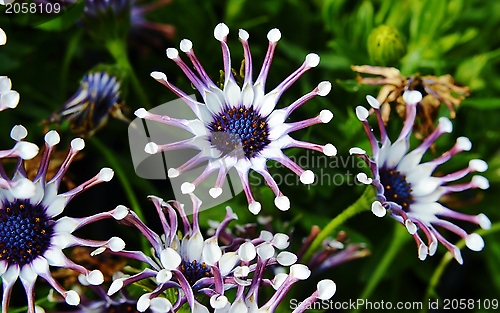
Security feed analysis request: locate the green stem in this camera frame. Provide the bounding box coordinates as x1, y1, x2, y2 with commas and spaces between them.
354, 223, 410, 313
90, 137, 149, 251
302, 186, 375, 263
420, 222, 500, 313
106, 39, 151, 109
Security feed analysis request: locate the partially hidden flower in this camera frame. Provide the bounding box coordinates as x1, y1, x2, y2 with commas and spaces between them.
0, 28, 20, 112
48, 71, 127, 138
105, 194, 335, 313
351, 65, 470, 139
43, 284, 150, 313
136, 23, 336, 214
350, 90, 490, 264
0, 126, 122, 312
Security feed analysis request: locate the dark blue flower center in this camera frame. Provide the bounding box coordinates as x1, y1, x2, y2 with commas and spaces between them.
0, 201, 54, 266
208, 106, 270, 159
379, 167, 413, 211
180, 259, 211, 286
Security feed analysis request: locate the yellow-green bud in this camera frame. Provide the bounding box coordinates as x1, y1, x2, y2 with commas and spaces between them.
367, 25, 406, 66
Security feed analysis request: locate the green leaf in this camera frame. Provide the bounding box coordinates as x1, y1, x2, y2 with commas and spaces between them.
35, 1, 84, 31
461, 98, 500, 110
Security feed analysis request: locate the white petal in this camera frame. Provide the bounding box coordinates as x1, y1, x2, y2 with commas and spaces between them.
305, 53, 320, 67
156, 269, 173, 283
385, 139, 408, 168
20, 264, 38, 284
151, 71, 167, 81
267, 28, 281, 42
0, 28, 6, 45
108, 279, 124, 296
1, 90, 19, 109
248, 201, 261, 215
210, 295, 228, 310
456, 137, 471, 151
438, 117, 453, 133
289, 264, 311, 280
238, 242, 256, 262
418, 244, 428, 261
9, 178, 36, 199
356, 173, 372, 184
181, 182, 196, 194
402, 90, 422, 104
98, 168, 114, 182
355, 106, 369, 121
256, 243, 275, 260
53, 217, 79, 234
323, 143, 337, 156
478, 214, 491, 230
44, 131, 60, 147
65, 290, 80, 306
272, 233, 290, 249
276, 251, 297, 266
320, 109, 333, 123
271, 273, 288, 290
366, 95, 380, 109
209, 187, 223, 198
274, 195, 290, 211
371, 201, 386, 217
137, 293, 152, 312
349, 147, 366, 155
472, 175, 489, 190
300, 170, 315, 184
469, 159, 488, 172
70, 138, 85, 151
260, 230, 274, 242
214, 23, 229, 41
187, 231, 204, 261
112, 205, 129, 220
179, 39, 193, 52
13, 142, 39, 160
405, 219, 417, 235
160, 248, 182, 270
87, 270, 104, 285
202, 237, 222, 265
166, 48, 179, 59
317, 279, 336, 300
108, 237, 126, 252
465, 233, 484, 251
219, 252, 240, 276
317, 81, 332, 96
150, 298, 172, 313
145, 142, 159, 154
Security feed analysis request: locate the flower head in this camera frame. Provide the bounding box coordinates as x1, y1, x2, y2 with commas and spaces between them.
106, 194, 335, 313
351, 65, 470, 138
136, 23, 336, 214
351, 90, 490, 264
0, 28, 20, 112
48, 71, 125, 138
0, 126, 120, 312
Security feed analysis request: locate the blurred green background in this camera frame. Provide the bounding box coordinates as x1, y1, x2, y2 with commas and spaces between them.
1, 0, 499, 312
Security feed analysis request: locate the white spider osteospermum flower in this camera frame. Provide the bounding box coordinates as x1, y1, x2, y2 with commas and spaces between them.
351, 90, 490, 264
135, 23, 336, 214
0, 126, 119, 312
107, 194, 334, 313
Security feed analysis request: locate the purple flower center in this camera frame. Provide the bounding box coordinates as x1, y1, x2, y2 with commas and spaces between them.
379, 167, 414, 210
180, 259, 212, 286
0, 201, 53, 266
208, 106, 270, 159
